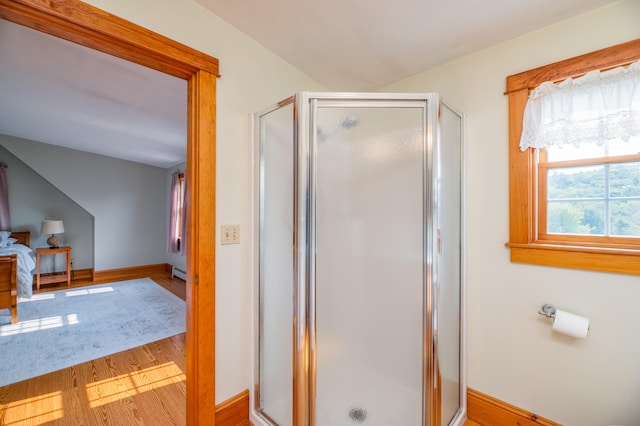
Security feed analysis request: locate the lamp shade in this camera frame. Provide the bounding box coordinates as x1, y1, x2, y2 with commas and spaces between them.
41, 219, 64, 235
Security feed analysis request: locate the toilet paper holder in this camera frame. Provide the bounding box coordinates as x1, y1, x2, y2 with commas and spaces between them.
538, 304, 556, 318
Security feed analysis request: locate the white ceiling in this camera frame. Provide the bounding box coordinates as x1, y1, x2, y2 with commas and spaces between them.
196, 0, 616, 91
0, 0, 617, 167
0, 19, 187, 169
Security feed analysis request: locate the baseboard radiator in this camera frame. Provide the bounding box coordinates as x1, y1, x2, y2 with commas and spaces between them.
172, 266, 187, 281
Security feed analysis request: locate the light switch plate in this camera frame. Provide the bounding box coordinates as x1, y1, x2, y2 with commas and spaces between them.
221, 224, 240, 245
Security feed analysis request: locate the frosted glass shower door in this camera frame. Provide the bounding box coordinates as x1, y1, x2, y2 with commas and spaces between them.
312, 102, 427, 426
437, 104, 463, 425
256, 100, 294, 425
253, 92, 464, 426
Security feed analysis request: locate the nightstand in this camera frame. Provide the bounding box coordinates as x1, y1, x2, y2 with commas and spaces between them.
36, 246, 72, 290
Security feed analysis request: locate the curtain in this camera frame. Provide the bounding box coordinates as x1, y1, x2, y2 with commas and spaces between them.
180, 176, 187, 256
0, 164, 10, 231
168, 171, 180, 253
520, 60, 640, 151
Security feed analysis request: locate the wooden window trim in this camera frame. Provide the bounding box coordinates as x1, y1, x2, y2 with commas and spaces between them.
505, 38, 640, 275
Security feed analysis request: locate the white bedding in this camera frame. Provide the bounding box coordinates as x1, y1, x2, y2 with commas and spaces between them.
0, 244, 36, 299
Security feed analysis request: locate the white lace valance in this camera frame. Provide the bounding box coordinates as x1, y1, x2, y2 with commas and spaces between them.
519, 60, 640, 151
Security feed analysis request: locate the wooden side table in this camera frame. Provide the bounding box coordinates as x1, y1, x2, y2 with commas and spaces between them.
36, 246, 72, 290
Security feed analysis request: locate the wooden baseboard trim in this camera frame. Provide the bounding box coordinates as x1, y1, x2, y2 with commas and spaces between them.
71, 268, 93, 281
215, 389, 250, 426
210, 387, 562, 426
467, 388, 561, 426
35, 268, 94, 283
93, 263, 168, 283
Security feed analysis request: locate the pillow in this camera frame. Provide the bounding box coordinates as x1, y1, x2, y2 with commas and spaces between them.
0, 231, 10, 247
0, 237, 18, 247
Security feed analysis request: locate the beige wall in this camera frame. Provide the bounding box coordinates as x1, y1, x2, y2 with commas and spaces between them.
81, 0, 326, 403
380, 1, 640, 424
69, 0, 640, 423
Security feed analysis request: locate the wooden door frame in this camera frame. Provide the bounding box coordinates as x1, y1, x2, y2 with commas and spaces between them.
0, 1, 219, 424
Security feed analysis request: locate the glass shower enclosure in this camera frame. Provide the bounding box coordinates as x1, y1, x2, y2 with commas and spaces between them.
251, 92, 464, 426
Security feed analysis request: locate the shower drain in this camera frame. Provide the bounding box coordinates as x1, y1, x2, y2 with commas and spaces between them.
348, 407, 367, 423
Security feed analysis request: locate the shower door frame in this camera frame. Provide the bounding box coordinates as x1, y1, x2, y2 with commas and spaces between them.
251, 92, 464, 426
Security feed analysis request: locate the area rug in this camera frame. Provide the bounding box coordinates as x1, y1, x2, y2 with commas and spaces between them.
0, 278, 186, 387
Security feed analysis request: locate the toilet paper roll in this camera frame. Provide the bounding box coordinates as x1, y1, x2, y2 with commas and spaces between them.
552, 309, 589, 339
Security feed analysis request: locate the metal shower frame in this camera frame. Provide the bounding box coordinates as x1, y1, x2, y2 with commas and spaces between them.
251, 92, 465, 426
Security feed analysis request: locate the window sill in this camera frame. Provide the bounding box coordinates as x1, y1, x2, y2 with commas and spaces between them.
505, 242, 640, 275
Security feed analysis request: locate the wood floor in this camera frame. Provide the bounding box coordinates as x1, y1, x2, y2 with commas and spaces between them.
0, 273, 187, 426
1, 273, 485, 426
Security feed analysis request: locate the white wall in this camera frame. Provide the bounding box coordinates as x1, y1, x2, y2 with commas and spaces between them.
0, 141, 94, 271
81, 0, 326, 402
71, 1, 640, 421
1, 136, 167, 272
380, 1, 640, 424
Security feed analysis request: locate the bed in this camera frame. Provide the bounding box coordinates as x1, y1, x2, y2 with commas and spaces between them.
0, 231, 35, 324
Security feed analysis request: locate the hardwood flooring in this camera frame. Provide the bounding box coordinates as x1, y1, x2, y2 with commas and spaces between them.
0, 273, 187, 426
1, 273, 487, 426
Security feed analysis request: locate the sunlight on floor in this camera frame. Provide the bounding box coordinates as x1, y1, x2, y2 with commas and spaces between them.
86, 361, 186, 408
27, 293, 56, 301
0, 289, 112, 335
1, 391, 63, 425
65, 286, 114, 297
0, 312, 81, 336
0, 316, 66, 336
67, 313, 79, 325
0, 362, 185, 425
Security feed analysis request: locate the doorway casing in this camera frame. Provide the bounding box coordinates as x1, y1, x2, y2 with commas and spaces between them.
0, 0, 219, 424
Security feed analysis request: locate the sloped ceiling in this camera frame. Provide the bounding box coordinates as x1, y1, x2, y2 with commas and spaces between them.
196, 0, 617, 90
0, 0, 617, 166
0, 19, 187, 169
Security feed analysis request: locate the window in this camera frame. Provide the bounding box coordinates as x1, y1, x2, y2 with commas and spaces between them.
540, 139, 640, 243
505, 38, 640, 275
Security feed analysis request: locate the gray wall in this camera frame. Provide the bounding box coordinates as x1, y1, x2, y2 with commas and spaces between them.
0, 143, 94, 272
1, 134, 167, 271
